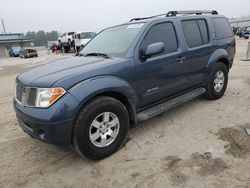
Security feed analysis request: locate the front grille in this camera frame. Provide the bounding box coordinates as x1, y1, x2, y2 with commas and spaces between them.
15, 83, 37, 107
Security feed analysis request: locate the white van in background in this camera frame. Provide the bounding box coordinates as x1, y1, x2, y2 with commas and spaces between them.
74, 32, 96, 51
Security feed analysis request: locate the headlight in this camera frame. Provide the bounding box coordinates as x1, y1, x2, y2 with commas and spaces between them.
35, 87, 66, 108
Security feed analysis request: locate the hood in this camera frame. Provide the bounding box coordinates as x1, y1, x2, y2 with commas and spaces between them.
17, 56, 121, 88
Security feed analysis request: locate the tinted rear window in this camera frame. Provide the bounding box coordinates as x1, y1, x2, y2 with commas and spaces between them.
197, 20, 209, 44
213, 18, 233, 39
181, 20, 203, 48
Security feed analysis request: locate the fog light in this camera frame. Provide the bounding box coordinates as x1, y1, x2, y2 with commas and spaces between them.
38, 130, 46, 140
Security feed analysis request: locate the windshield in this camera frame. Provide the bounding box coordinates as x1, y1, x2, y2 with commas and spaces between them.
81, 32, 95, 39
80, 24, 144, 58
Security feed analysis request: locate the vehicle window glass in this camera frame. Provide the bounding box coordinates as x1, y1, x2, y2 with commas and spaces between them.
81, 32, 95, 39
182, 20, 203, 48
213, 18, 233, 39
68, 32, 74, 35
12, 47, 21, 51
80, 24, 143, 58
140, 22, 178, 57
197, 19, 209, 44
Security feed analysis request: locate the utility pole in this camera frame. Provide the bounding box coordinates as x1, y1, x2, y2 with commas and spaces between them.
1, 18, 6, 34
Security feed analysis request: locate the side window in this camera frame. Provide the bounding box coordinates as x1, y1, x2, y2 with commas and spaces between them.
182, 20, 203, 48
213, 18, 233, 39
197, 20, 209, 44
140, 22, 178, 57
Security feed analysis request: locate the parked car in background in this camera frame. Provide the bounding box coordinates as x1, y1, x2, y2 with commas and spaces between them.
242, 26, 250, 39
9, 47, 21, 57
19, 49, 38, 58
58, 32, 75, 53
14, 10, 235, 160
237, 26, 250, 39
58, 32, 75, 45
74, 32, 96, 51
50, 43, 61, 52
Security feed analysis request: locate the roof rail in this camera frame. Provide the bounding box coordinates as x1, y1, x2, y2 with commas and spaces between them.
129, 14, 167, 22
166, 10, 218, 17
129, 10, 218, 22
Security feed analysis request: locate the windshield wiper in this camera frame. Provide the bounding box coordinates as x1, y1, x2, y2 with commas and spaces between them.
85, 53, 111, 59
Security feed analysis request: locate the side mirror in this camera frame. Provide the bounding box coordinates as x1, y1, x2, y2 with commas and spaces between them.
142, 42, 165, 60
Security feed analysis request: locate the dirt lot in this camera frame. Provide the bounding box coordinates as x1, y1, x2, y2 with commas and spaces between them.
1, 41, 250, 188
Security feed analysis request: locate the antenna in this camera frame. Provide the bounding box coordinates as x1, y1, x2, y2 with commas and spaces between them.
1, 18, 6, 34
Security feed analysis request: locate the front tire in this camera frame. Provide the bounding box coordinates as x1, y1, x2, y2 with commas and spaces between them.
73, 97, 129, 160
204, 63, 228, 100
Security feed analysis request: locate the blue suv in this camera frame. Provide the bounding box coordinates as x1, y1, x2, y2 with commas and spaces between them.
14, 10, 235, 160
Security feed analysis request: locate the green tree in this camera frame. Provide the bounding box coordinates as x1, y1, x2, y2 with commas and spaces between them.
25, 30, 59, 46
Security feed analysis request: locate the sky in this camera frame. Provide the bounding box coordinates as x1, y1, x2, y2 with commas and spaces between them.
0, 0, 249, 34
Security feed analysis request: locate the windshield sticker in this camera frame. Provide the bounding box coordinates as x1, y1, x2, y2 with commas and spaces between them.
127, 24, 144, 29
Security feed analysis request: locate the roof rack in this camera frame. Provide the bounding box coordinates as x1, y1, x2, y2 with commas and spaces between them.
166, 10, 218, 17
129, 14, 167, 22
129, 10, 218, 22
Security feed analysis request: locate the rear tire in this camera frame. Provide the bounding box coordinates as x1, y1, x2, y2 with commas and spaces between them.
244, 35, 249, 39
62, 46, 69, 53
204, 63, 228, 100
73, 97, 129, 160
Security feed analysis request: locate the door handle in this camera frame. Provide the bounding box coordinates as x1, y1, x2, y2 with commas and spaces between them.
176, 56, 186, 63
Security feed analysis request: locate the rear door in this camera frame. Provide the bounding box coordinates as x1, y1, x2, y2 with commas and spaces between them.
180, 18, 213, 87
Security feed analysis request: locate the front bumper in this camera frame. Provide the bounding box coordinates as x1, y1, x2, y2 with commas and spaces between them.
15, 109, 73, 145
13, 92, 79, 145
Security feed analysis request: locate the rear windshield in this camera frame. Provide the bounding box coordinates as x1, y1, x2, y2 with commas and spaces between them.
212, 18, 233, 39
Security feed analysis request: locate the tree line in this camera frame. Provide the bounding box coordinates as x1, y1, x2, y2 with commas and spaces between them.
25, 31, 59, 46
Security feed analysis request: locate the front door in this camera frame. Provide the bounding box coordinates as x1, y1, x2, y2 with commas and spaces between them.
135, 21, 189, 108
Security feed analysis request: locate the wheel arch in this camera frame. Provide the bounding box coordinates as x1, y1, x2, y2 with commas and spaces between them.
83, 91, 137, 125
70, 76, 138, 128
205, 49, 230, 82
217, 57, 230, 71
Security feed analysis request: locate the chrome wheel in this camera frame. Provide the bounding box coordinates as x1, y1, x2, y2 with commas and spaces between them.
89, 112, 120, 148
213, 71, 225, 92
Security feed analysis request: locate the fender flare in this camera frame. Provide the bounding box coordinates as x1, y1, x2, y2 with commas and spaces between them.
205, 49, 229, 82
69, 76, 138, 123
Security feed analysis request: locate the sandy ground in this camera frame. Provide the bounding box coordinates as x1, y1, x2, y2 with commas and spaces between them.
0, 41, 250, 188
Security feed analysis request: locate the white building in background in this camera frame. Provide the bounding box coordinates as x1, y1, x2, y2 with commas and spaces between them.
228, 17, 250, 27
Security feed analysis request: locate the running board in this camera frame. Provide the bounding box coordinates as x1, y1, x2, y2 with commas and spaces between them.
136, 88, 206, 122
